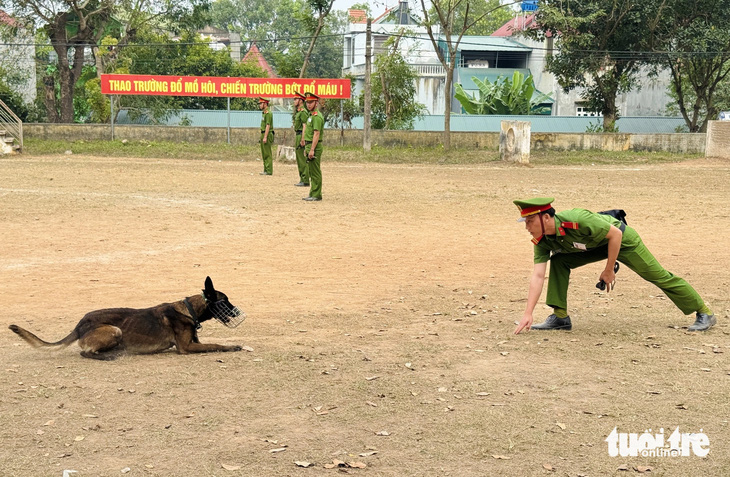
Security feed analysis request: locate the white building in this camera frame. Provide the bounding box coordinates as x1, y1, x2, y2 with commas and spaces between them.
0, 10, 37, 105
342, 7, 672, 118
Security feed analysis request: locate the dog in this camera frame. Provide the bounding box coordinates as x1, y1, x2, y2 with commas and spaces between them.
9, 277, 245, 360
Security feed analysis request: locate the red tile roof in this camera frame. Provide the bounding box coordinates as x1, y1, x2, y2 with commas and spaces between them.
492, 14, 539, 37
243, 42, 276, 78
348, 9, 367, 24
0, 9, 20, 28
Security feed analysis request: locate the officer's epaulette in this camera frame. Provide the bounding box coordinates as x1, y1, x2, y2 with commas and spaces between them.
531, 235, 544, 245
561, 221, 579, 230
312, 111, 318, 116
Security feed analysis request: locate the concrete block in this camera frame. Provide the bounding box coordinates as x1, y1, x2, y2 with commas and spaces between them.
500, 120, 531, 163
277, 145, 296, 162
706, 121, 730, 159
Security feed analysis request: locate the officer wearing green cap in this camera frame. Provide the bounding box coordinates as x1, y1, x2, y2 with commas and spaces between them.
258, 97, 274, 175
302, 91, 324, 201
513, 198, 716, 334
292, 91, 310, 187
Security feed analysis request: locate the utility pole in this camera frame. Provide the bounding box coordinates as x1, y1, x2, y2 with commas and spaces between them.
363, 18, 372, 151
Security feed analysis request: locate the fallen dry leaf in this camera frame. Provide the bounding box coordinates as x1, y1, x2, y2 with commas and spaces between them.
617, 464, 629, 471
324, 459, 346, 469
634, 465, 653, 473
359, 450, 377, 457
375, 430, 390, 436
556, 422, 566, 430
543, 463, 555, 471
492, 455, 511, 460
73, 436, 85, 442
348, 462, 367, 468
294, 461, 313, 468
221, 463, 241, 471
269, 447, 287, 453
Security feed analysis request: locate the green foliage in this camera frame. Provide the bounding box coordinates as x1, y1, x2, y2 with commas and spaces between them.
649, 0, 730, 132
454, 72, 552, 115
424, 0, 515, 36
522, 0, 657, 131
209, 0, 346, 78
362, 34, 426, 130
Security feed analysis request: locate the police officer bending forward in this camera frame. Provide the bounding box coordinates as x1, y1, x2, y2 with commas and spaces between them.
513, 198, 716, 334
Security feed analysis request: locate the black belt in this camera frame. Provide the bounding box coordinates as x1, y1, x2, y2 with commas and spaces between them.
295, 130, 302, 134
305, 141, 321, 144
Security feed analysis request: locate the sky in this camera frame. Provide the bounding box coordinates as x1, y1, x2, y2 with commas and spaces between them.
332, 0, 405, 16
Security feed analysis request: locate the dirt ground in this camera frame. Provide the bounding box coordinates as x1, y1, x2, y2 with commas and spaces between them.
1, 153, 729, 477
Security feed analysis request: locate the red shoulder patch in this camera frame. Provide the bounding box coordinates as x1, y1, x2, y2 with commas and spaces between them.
561, 221, 579, 230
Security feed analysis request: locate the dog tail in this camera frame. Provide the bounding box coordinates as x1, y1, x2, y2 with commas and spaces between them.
8, 324, 79, 349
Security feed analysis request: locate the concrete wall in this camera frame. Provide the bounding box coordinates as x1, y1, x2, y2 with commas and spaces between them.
23, 123, 706, 154
706, 121, 730, 159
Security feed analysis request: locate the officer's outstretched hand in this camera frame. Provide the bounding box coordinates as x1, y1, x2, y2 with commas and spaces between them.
514, 314, 533, 334
599, 269, 616, 292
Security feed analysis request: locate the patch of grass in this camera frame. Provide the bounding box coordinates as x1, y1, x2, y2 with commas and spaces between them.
23, 138, 256, 161
529, 148, 701, 165
22, 138, 702, 165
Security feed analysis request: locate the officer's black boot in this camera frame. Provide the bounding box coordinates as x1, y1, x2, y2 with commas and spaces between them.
532, 314, 572, 330
688, 312, 716, 331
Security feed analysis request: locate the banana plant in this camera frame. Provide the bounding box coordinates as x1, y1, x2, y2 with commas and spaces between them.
454, 72, 552, 115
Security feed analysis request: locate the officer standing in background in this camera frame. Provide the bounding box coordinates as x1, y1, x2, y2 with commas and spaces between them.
293, 91, 310, 187
512, 197, 716, 334
302, 92, 324, 202
258, 97, 274, 175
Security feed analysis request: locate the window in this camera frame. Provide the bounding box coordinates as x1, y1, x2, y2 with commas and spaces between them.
576, 106, 602, 117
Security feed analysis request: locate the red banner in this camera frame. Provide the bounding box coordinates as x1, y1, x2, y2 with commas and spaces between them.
100, 74, 351, 99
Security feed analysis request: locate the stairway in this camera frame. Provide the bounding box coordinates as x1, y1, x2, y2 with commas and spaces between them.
0, 128, 21, 154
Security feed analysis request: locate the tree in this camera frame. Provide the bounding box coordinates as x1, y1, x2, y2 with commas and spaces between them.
417, 0, 519, 149
4, 0, 116, 122
3, 0, 210, 123
454, 71, 552, 115
209, 0, 345, 78
365, 31, 425, 130
649, 0, 730, 132
523, 0, 656, 132
299, 0, 335, 78
449, 0, 514, 36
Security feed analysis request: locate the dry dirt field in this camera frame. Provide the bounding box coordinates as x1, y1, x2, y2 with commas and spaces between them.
1, 153, 729, 477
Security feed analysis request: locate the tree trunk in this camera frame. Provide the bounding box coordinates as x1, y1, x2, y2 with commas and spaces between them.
443, 63, 454, 150
300, 15, 326, 78
42, 75, 59, 123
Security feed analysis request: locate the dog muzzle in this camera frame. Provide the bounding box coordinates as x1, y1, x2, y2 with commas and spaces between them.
210, 300, 246, 328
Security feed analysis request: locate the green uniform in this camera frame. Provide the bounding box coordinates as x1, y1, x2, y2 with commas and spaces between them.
304, 111, 324, 199
533, 208, 704, 315
293, 106, 310, 184
260, 109, 274, 175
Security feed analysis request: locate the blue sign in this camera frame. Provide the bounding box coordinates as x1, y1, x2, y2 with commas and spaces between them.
521, 0, 538, 12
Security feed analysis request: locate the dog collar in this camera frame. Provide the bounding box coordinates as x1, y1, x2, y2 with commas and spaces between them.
183, 298, 202, 330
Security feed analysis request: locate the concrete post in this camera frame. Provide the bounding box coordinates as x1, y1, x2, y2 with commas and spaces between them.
706, 120, 730, 159
500, 120, 531, 164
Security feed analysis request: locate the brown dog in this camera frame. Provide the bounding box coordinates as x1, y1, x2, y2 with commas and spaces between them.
9, 277, 245, 360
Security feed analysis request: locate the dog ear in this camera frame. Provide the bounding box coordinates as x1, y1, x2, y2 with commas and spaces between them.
203, 276, 215, 299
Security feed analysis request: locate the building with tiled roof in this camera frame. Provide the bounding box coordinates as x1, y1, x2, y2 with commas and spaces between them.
243, 42, 276, 78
